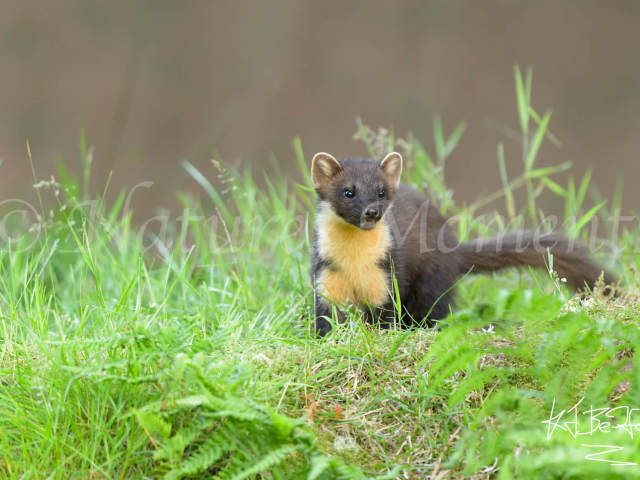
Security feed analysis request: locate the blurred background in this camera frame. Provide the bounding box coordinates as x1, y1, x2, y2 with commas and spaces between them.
1, 0, 639, 218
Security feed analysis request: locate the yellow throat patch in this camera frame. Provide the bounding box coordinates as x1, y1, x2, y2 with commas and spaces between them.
315, 203, 392, 308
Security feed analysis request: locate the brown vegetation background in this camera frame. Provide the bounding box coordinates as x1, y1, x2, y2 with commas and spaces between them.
1, 1, 638, 217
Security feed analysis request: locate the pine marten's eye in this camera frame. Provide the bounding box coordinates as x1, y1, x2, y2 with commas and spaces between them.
344, 189, 355, 198
378, 188, 386, 198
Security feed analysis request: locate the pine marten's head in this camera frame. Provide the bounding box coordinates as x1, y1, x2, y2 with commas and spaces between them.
311, 152, 403, 230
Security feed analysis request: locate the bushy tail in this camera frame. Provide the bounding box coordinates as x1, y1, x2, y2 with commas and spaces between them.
457, 232, 613, 291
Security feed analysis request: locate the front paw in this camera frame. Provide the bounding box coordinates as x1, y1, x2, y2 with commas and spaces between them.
315, 315, 333, 337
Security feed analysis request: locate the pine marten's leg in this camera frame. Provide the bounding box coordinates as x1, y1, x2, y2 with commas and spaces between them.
364, 302, 398, 330
314, 297, 346, 337
402, 270, 458, 328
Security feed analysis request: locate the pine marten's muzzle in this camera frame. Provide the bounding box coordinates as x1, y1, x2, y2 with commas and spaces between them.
364, 207, 381, 221
359, 204, 383, 229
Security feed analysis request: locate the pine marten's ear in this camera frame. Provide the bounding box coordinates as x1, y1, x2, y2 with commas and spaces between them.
311, 153, 342, 190
380, 152, 403, 187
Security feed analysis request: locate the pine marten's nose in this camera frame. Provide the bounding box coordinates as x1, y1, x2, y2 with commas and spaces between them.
364, 207, 380, 220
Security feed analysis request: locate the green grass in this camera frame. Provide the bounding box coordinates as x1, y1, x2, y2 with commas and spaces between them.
1, 69, 640, 479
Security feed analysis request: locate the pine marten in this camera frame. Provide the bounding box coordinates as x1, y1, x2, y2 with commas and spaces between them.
310, 152, 614, 337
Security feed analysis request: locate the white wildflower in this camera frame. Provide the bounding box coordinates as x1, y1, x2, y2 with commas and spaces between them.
482, 324, 495, 334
